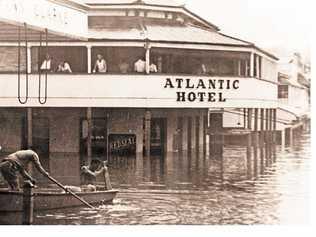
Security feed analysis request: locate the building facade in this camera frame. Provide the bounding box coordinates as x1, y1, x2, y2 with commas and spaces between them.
0, 0, 279, 185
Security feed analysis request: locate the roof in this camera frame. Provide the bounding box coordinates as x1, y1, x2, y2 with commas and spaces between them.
77, 0, 184, 7
88, 23, 251, 46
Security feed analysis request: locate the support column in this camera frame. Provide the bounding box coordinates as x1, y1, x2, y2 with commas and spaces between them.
182, 116, 188, 152
199, 112, 204, 152
265, 109, 269, 143
281, 129, 286, 148
166, 112, 176, 152
144, 110, 151, 157
250, 52, 255, 77
27, 108, 32, 148
203, 113, 207, 157
272, 109, 277, 143
27, 46, 32, 74
238, 60, 242, 76
247, 108, 253, 130
87, 45, 92, 74
252, 108, 259, 145
260, 108, 265, 143
256, 55, 260, 78
86, 107, 92, 165
145, 44, 150, 74
136, 116, 144, 154
191, 115, 197, 151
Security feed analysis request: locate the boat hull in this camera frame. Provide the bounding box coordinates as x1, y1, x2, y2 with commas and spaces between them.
0, 189, 118, 212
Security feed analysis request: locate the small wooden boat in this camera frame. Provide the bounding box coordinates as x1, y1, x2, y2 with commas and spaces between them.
0, 188, 118, 212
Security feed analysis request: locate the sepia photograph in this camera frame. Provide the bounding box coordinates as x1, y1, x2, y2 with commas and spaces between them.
0, 0, 312, 228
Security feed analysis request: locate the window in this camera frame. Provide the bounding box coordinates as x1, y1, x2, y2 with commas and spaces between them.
278, 85, 289, 99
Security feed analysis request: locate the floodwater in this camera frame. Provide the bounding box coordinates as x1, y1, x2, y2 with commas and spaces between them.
0, 132, 310, 225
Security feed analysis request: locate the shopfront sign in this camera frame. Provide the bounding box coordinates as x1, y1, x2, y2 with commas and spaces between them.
0, 0, 87, 38
109, 134, 136, 156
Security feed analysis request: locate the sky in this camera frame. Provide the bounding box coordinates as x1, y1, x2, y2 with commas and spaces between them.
183, 0, 312, 60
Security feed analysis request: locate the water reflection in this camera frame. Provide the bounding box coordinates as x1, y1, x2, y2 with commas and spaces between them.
0, 132, 310, 225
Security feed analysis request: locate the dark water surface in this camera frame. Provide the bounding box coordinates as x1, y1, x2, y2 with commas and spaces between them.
1, 133, 310, 225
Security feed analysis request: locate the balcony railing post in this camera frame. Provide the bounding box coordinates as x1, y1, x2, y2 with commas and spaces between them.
250, 52, 255, 77
144, 40, 150, 74
27, 46, 32, 74
87, 45, 92, 74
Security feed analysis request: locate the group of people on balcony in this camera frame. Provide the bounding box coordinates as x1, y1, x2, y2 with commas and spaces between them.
40, 54, 72, 73
40, 53, 158, 74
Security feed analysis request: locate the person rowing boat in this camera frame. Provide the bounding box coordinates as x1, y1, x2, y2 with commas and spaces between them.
0, 149, 49, 190
81, 159, 112, 190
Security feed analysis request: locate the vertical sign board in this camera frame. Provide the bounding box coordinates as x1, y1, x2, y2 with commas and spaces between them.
0, 0, 87, 39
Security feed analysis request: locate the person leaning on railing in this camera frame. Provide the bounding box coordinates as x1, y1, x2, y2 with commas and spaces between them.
93, 54, 107, 73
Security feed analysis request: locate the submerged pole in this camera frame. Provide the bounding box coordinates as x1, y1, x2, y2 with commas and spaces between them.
22, 181, 34, 225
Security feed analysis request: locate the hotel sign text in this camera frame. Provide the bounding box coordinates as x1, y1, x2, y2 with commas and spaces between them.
164, 78, 240, 103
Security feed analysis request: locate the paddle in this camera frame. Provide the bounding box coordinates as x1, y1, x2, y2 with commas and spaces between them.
46, 175, 95, 209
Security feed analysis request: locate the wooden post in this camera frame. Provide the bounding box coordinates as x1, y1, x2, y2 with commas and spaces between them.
238, 60, 241, 76
247, 108, 253, 130
246, 133, 252, 179
144, 110, 151, 157
265, 109, 269, 143
203, 114, 207, 157
27, 108, 32, 148
22, 181, 34, 225
250, 52, 255, 77
273, 109, 277, 143
243, 108, 247, 128
253, 108, 259, 146
87, 107, 92, 165
145, 45, 150, 74
87, 45, 92, 74
182, 116, 188, 152
27, 46, 32, 74
199, 112, 204, 152
191, 115, 197, 151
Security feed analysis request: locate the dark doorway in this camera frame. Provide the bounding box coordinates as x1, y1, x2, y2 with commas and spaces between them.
80, 118, 108, 164
150, 118, 167, 155
32, 117, 49, 155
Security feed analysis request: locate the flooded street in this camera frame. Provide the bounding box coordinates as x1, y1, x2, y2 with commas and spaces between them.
0, 132, 310, 225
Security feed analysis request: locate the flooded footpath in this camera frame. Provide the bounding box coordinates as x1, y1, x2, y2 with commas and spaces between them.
0, 132, 310, 225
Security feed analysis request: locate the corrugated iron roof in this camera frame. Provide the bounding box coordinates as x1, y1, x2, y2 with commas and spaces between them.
80, 0, 184, 7
89, 23, 251, 46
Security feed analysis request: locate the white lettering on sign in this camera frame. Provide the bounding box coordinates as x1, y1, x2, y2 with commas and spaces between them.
164, 78, 240, 103
0, 0, 87, 38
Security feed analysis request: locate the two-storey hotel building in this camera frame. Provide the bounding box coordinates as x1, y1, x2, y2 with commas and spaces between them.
0, 0, 279, 185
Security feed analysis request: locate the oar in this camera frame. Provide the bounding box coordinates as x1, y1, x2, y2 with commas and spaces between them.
46, 175, 95, 209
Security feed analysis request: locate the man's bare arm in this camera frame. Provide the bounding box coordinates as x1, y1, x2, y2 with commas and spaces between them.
32, 153, 49, 177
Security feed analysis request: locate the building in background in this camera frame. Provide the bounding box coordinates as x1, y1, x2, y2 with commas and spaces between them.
276, 53, 310, 146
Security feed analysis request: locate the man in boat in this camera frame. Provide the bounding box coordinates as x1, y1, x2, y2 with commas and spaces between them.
81, 160, 112, 190
0, 149, 49, 190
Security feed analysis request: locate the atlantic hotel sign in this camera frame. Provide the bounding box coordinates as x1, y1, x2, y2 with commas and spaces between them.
0, 0, 87, 38
0, 74, 277, 108
164, 78, 240, 103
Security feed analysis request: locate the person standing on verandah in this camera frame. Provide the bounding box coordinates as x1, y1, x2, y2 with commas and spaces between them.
0, 149, 50, 190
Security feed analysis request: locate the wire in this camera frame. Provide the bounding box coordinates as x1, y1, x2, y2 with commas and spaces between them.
38, 28, 48, 104
17, 23, 29, 104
